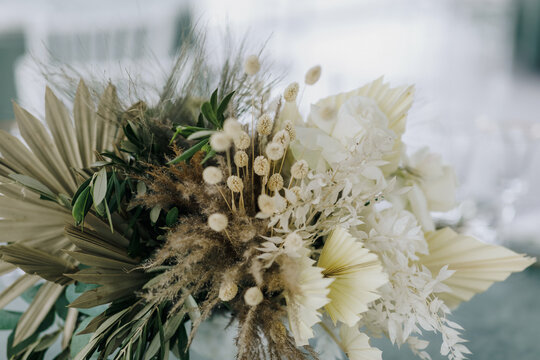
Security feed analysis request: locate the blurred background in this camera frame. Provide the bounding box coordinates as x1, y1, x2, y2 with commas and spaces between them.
0, 0, 539, 359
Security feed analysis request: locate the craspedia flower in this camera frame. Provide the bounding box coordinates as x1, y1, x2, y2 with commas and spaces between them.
257, 194, 275, 215
283, 82, 300, 102
254, 156, 270, 176
318, 227, 387, 326
272, 129, 290, 147
234, 131, 251, 150
208, 213, 228, 232
304, 65, 322, 85
244, 287, 264, 306
219, 280, 238, 301
267, 173, 284, 192
284, 120, 296, 140
257, 113, 274, 135
202, 166, 223, 185
266, 142, 284, 161
234, 150, 248, 167
223, 118, 242, 137
291, 160, 309, 180
227, 175, 244, 192
244, 54, 261, 76
210, 132, 231, 152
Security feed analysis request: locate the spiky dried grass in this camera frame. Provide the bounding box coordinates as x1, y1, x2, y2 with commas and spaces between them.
133, 146, 315, 359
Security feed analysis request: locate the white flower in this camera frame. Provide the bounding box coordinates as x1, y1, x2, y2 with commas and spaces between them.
408, 148, 457, 212
318, 227, 387, 326
339, 325, 382, 360
283, 256, 333, 346
291, 78, 414, 173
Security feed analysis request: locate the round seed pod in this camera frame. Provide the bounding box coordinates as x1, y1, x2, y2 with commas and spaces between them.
267, 173, 284, 192
254, 156, 270, 176
203, 166, 223, 185
244, 287, 263, 306
257, 113, 274, 136
234, 150, 249, 167
208, 213, 228, 232
227, 175, 244, 193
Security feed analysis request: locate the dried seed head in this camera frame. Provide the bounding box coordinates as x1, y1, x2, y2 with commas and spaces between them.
208, 213, 228, 232
202, 166, 223, 185
219, 280, 238, 301
304, 65, 322, 85
234, 131, 251, 150
234, 150, 248, 167
257, 113, 274, 136
267, 173, 284, 192
283, 233, 304, 254
210, 132, 231, 152
283, 120, 296, 141
291, 160, 309, 179
244, 55, 261, 76
272, 129, 290, 147
223, 118, 242, 137
254, 156, 270, 176
258, 194, 275, 215
265, 142, 284, 161
283, 82, 300, 103
244, 286, 263, 306
227, 175, 244, 192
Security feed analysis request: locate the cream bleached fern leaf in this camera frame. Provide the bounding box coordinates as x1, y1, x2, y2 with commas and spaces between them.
419, 227, 536, 309
0, 81, 120, 346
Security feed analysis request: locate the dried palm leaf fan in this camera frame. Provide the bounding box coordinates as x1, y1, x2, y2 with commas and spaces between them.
0, 81, 121, 348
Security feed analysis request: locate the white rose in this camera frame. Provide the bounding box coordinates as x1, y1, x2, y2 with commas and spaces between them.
408, 148, 457, 212
291, 95, 396, 171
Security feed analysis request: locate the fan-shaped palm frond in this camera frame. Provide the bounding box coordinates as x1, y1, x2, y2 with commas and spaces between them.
0, 80, 120, 345
420, 227, 536, 309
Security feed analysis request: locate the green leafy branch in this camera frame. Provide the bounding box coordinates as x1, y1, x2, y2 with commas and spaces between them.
169, 89, 235, 164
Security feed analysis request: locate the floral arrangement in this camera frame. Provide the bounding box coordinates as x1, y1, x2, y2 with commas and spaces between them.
0, 38, 535, 360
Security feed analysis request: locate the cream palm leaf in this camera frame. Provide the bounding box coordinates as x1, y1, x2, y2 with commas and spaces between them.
419, 227, 536, 309
318, 227, 387, 327
0, 80, 120, 345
